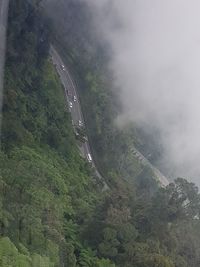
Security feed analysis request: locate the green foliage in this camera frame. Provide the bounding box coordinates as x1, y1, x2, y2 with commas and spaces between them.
1, 0, 104, 265
98, 228, 119, 258
94, 259, 116, 267
142, 254, 174, 267
0, 237, 54, 267
3, 0, 200, 267
0, 237, 31, 267
45, 2, 200, 265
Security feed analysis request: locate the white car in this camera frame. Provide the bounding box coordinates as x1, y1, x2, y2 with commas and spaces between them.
87, 153, 92, 162
73, 95, 77, 102
69, 101, 73, 108
78, 120, 83, 127
61, 64, 65, 71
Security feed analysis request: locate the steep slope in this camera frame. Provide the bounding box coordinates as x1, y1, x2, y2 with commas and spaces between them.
44, 1, 200, 267
1, 1, 200, 267
0, 0, 112, 266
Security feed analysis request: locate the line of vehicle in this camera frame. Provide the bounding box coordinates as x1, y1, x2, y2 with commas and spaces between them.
51, 46, 83, 120
50, 45, 169, 188
50, 45, 109, 190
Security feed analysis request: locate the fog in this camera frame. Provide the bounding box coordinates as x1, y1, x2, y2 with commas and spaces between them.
83, 0, 200, 184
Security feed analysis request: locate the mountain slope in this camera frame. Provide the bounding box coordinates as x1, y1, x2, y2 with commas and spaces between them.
1, 1, 200, 267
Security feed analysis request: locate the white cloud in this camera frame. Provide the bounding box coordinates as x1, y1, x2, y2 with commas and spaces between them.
84, 0, 200, 183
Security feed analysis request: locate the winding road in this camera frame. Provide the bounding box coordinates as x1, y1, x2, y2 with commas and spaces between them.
50, 46, 109, 190
0, 0, 169, 189
50, 45, 169, 188
131, 148, 169, 186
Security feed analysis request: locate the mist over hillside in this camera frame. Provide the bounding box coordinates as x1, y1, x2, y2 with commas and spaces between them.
3, 1, 200, 266
45, 0, 200, 185
77, 0, 200, 185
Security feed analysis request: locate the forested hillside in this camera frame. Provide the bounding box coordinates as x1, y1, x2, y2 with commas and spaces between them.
44, 0, 158, 187
1, 0, 200, 266
1, 0, 111, 266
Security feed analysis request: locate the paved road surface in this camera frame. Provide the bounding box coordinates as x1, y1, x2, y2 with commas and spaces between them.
131, 148, 169, 186
0, 0, 8, 24
50, 46, 109, 190
50, 45, 169, 188
1, 2, 169, 188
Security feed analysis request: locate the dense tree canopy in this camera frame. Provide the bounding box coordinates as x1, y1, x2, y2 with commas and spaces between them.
1, 0, 200, 266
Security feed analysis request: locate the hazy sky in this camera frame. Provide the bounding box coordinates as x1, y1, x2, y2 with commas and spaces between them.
84, 0, 200, 184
